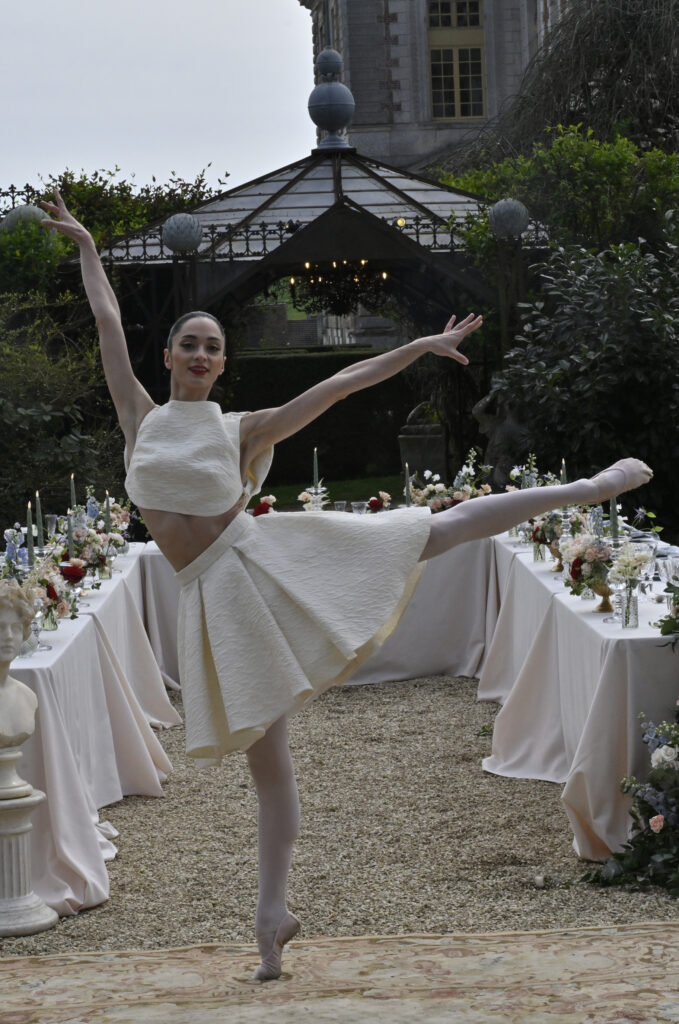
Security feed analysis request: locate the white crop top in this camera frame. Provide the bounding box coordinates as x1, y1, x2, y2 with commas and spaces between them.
124, 401, 273, 516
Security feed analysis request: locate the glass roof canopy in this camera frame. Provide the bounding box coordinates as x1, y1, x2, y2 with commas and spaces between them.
105, 151, 485, 265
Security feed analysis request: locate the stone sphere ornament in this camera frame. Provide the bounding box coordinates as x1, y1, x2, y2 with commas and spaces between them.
0, 205, 48, 232
316, 47, 344, 80
489, 198, 530, 239
162, 213, 203, 253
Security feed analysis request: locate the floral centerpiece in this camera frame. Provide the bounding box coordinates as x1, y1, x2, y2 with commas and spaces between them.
24, 556, 75, 628
52, 521, 118, 583
585, 713, 679, 895
559, 532, 614, 610
531, 511, 563, 564
253, 494, 277, 517
368, 491, 391, 513
409, 451, 492, 512
297, 483, 329, 511
608, 542, 653, 627
506, 453, 559, 492
655, 578, 679, 648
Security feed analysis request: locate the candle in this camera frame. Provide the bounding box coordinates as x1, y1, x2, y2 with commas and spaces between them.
35, 491, 44, 548
26, 502, 34, 566
405, 462, 411, 507
610, 496, 619, 540
70, 473, 76, 510
313, 448, 319, 491
67, 509, 74, 556
560, 458, 567, 485
104, 491, 112, 533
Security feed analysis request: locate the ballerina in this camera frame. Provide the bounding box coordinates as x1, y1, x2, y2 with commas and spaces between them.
41, 191, 652, 980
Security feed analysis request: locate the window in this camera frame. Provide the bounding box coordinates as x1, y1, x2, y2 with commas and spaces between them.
429, 1, 452, 27
428, 0, 480, 28
428, 0, 484, 119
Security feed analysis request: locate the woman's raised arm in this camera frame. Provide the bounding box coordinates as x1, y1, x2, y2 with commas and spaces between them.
41, 192, 154, 436
241, 313, 482, 455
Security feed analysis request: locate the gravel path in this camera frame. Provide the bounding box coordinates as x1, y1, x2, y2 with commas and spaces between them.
2, 677, 677, 958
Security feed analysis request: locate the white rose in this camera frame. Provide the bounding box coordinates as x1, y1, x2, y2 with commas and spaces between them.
432, 474, 441, 482
424, 470, 432, 480
651, 745, 678, 767
435, 483, 446, 493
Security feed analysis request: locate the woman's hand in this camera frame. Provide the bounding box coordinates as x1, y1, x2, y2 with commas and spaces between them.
418, 313, 484, 365
40, 191, 93, 247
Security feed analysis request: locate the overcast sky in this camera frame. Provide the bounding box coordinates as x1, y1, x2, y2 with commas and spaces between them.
1, 0, 316, 194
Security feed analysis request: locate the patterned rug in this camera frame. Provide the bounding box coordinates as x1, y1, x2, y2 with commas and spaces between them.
3, 923, 679, 1023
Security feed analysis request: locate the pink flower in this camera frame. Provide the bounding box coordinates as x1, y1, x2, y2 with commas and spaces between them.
505, 484, 518, 492
56, 600, 71, 619
650, 814, 665, 833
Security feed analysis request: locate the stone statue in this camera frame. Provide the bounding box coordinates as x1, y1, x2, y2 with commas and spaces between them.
0, 582, 37, 794
472, 392, 531, 490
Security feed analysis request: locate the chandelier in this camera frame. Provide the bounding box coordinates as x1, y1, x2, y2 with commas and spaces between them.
288, 259, 391, 316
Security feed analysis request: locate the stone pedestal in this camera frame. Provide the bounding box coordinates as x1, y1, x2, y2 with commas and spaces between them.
0, 788, 58, 936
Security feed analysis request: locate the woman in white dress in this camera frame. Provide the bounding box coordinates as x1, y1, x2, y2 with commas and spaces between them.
41, 192, 652, 980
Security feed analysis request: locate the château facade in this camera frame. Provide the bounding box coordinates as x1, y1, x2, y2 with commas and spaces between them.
297, 0, 568, 169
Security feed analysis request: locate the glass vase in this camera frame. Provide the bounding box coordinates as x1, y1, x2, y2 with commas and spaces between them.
621, 583, 640, 629
42, 605, 59, 631
533, 542, 545, 562
98, 558, 113, 580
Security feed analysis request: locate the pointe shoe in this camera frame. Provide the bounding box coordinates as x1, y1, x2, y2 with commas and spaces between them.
253, 912, 301, 981
590, 458, 653, 502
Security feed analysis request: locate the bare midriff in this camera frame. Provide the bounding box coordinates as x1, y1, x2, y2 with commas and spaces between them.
139, 496, 246, 572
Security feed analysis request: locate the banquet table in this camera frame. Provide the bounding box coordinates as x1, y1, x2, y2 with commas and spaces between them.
481, 536, 679, 861
12, 545, 179, 915
138, 529, 501, 689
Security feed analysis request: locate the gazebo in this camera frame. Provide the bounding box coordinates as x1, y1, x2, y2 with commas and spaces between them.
101, 48, 492, 392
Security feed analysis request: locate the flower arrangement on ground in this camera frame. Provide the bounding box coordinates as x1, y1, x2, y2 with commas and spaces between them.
367, 491, 391, 513
559, 532, 613, 605
253, 495, 277, 517
585, 713, 679, 895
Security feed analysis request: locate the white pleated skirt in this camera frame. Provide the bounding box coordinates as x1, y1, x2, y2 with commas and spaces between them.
175, 507, 431, 765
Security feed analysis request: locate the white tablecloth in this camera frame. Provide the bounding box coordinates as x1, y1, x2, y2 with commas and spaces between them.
481, 537, 679, 860
139, 535, 500, 689
12, 546, 179, 915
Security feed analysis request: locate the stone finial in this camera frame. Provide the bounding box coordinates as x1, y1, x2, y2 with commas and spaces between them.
308, 47, 355, 150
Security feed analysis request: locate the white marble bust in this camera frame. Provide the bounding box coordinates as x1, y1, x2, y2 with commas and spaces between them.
0, 583, 38, 748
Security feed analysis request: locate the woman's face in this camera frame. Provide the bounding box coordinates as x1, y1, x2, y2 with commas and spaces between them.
164, 316, 225, 396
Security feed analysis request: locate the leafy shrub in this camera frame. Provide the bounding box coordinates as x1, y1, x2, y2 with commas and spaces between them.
446, 127, 679, 249
0, 292, 123, 527
489, 241, 679, 530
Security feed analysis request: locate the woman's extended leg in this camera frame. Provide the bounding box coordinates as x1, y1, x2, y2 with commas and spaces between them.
421, 458, 652, 560
246, 714, 301, 979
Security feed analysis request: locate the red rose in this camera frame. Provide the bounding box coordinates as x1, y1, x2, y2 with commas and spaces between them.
253, 502, 271, 517
46, 584, 59, 602
570, 557, 583, 581
532, 526, 542, 543
60, 564, 86, 584
368, 498, 383, 512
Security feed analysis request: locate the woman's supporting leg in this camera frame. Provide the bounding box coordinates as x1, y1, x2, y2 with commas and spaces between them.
246, 714, 300, 966
421, 459, 652, 561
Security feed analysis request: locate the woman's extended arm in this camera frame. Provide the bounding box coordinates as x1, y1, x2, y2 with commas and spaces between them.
41, 193, 154, 435
241, 313, 482, 454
